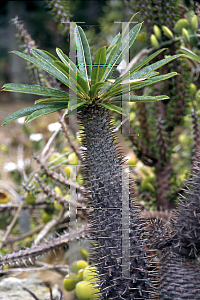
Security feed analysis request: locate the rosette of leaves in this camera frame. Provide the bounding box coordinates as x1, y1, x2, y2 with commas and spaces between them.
2, 16, 181, 299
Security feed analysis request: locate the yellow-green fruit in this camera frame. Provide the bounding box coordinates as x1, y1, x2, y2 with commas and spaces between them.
153, 25, 161, 40
54, 186, 62, 196
83, 266, 99, 284
174, 19, 189, 33
49, 153, 67, 166
62, 146, 71, 154
53, 200, 62, 211
162, 26, 173, 39
150, 34, 159, 49
70, 260, 89, 274
191, 15, 198, 30
79, 248, 89, 260
77, 174, 84, 186
63, 274, 78, 291
182, 28, 190, 43
190, 83, 197, 95
77, 269, 85, 281
75, 281, 92, 300
25, 192, 36, 204
196, 89, 200, 101
136, 32, 147, 43
64, 166, 74, 179
68, 153, 78, 165
42, 212, 53, 224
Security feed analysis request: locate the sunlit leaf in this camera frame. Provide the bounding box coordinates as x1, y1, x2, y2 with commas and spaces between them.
1, 83, 68, 97
76, 25, 92, 87
99, 102, 128, 116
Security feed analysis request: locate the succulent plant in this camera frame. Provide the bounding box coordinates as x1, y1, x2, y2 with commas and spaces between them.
1, 15, 181, 299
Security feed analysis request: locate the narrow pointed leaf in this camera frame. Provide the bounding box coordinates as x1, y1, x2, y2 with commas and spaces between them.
112, 94, 169, 102
56, 48, 84, 79
68, 99, 90, 111
65, 104, 86, 117
107, 33, 120, 53
179, 47, 200, 63
91, 46, 106, 86
99, 103, 128, 116
35, 97, 69, 104
103, 23, 142, 81
103, 48, 166, 95
76, 25, 92, 86
53, 60, 89, 98
26, 103, 68, 123
1, 83, 68, 97
130, 54, 182, 80
1, 103, 62, 126
90, 82, 107, 98
130, 72, 178, 91
101, 78, 151, 100
12, 50, 77, 92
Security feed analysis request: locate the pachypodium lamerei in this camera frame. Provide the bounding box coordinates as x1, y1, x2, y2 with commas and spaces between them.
2, 17, 183, 299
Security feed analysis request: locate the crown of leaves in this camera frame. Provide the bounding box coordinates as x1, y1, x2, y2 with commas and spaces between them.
1, 16, 181, 126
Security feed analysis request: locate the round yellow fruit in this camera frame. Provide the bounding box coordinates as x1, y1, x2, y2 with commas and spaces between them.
70, 260, 89, 274
68, 153, 78, 165
63, 274, 78, 291
75, 281, 92, 300
64, 166, 74, 179
79, 248, 88, 260
83, 266, 98, 284
54, 186, 62, 196
77, 268, 85, 281
77, 174, 84, 186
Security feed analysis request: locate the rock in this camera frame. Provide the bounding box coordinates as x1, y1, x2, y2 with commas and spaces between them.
0, 277, 51, 300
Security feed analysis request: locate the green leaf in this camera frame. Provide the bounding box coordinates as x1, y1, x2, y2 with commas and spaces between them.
35, 97, 69, 104
1, 103, 63, 126
130, 72, 178, 91
99, 103, 128, 116
91, 46, 106, 86
90, 82, 107, 98
56, 48, 84, 79
179, 47, 200, 63
53, 60, 89, 98
130, 54, 182, 80
56, 48, 69, 65
65, 104, 86, 117
103, 23, 142, 81
76, 25, 92, 87
106, 45, 116, 61
1, 83, 68, 97
103, 48, 166, 95
101, 78, 151, 101
113, 94, 169, 102
107, 33, 120, 53
12, 50, 76, 92
68, 99, 90, 111
26, 103, 68, 123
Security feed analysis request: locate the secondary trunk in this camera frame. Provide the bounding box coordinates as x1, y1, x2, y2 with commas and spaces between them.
80, 104, 152, 299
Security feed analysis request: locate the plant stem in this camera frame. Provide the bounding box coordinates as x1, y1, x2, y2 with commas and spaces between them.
80, 104, 152, 299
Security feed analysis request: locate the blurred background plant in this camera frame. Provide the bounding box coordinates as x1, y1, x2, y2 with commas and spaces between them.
1, 0, 200, 298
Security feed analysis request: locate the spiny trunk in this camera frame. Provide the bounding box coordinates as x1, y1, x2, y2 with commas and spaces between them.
159, 250, 200, 299
80, 104, 153, 299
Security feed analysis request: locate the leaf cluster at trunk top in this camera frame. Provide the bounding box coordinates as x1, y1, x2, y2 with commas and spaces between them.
1, 16, 181, 126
